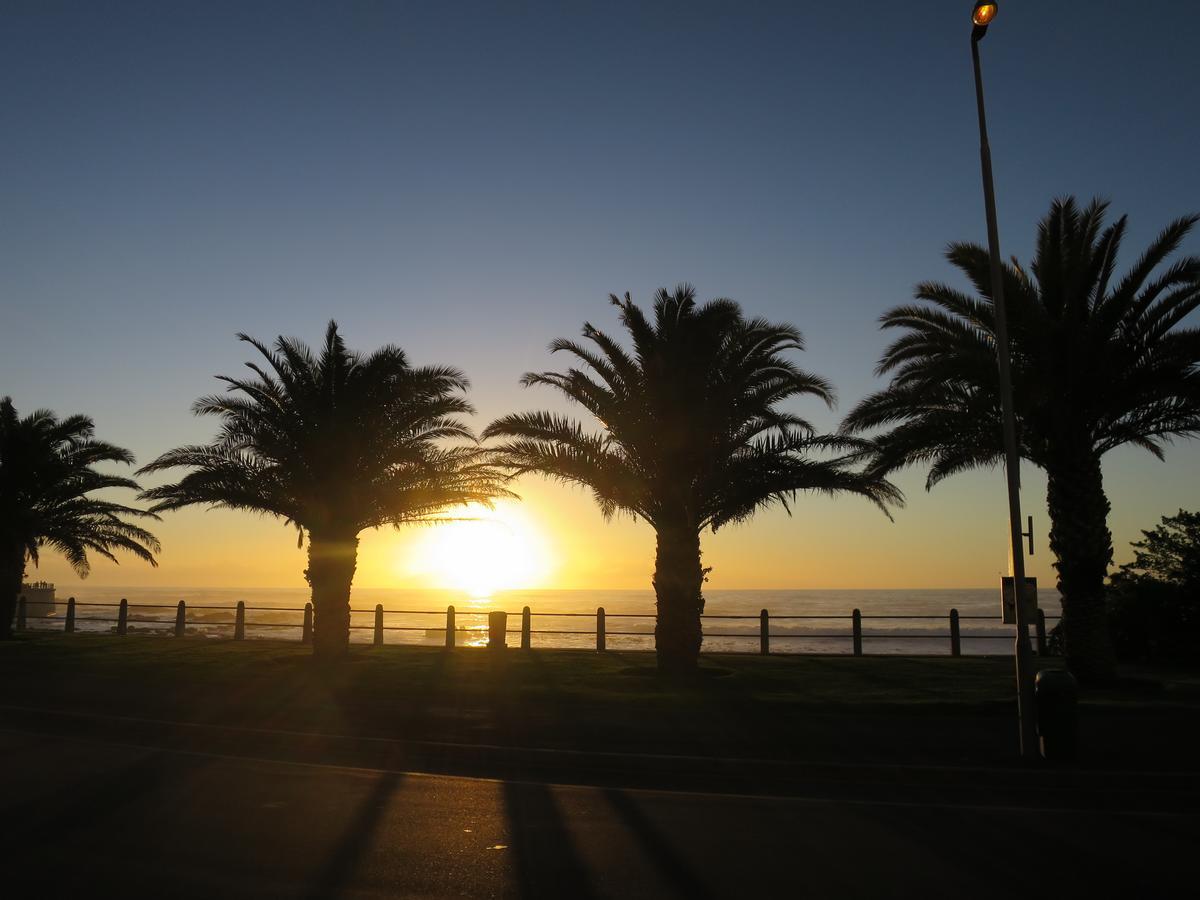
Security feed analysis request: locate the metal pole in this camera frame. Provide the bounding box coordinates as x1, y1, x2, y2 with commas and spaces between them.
972, 35, 1037, 759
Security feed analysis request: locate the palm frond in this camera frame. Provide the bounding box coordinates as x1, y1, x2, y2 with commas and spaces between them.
845, 196, 1200, 497
488, 288, 899, 534
0, 399, 159, 580
141, 321, 507, 540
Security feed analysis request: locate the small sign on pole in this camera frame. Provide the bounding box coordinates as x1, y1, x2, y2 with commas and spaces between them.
1000, 576, 1038, 625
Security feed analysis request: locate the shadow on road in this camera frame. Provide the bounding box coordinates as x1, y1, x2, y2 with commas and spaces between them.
11, 746, 217, 846
503, 779, 597, 899
601, 787, 716, 900
304, 771, 404, 900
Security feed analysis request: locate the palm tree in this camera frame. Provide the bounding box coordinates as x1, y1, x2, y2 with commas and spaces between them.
139, 322, 509, 660
0, 398, 159, 637
843, 198, 1200, 682
484, 286, 901, 675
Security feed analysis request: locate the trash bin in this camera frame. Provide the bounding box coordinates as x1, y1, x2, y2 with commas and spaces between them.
1035, 668, 1078, 762
488, 610, 508, 650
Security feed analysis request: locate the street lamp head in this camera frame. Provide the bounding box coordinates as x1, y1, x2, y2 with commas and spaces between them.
972, 2, 998, 25
972, 1, 997, 40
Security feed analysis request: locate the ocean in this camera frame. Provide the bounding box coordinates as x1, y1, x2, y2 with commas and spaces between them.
27, 586, 1061, 656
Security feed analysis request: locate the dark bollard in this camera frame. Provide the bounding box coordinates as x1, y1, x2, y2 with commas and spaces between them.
950, 608, 961, 657
596, 607, 606, 651
65, 597, 76, 633
852, 608, 863, 656
445, 605, 456, 648
1035, 669, 1079, 762
760, 609, 770, 656
521, 606, 531, 649
16, 596, 26, 631
488, 610, 507, 650
302, 603, 313, 644
234, 601, 245, 641
174, 600, 186, 638
374, 604, 384, 646
1036, 609, 1048, 655
117, 598, 128, 636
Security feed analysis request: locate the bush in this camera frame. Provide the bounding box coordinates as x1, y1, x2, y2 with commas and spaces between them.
1107, 576, 1199, 663
1106, 510, 1200, 664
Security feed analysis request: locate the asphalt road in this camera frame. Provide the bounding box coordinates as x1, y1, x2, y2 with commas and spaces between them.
3, 727, 1196, 899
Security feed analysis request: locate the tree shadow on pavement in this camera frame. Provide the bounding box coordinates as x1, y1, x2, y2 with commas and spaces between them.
9, 746, 217, 845
601, 788, 717, 900
304, 771, 404, 900
502, 779, 597, 899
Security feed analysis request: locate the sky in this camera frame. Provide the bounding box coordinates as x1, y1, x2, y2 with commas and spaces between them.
3, 1, 1199, 594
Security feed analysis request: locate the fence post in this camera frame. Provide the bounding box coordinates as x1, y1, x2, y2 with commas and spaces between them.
596, 607, 606, 651
65, 597, 76, 633
373, 604, 384, 646
117, 598, 128, 636
760, 609, 770, 656
234, 601, 245, 641
174, 600, 186, 638
302, 603, 313, 644
16, 596, 26, 631
445, 605, 456, 648
1036, 609, 1047, 655
521, 606, 531, 649
852, 608, 863, 656
950, 608, 961, 657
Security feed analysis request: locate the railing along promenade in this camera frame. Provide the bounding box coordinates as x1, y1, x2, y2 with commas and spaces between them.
14, 595, 1060, 656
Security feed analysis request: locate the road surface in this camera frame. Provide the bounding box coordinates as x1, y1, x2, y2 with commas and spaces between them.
3, 725, 1196, 899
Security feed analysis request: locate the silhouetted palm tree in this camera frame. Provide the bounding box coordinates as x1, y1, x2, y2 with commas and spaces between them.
0, 398, 159, 638
485, 286, 901, 674
844, 198, 1200, 682
140, 322, 508, 660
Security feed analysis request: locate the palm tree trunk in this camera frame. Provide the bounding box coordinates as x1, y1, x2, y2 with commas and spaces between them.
305, 532, 359, 661
1046, 450, 1116, 683
0, 547, 25, 640
652, 520, 705, 675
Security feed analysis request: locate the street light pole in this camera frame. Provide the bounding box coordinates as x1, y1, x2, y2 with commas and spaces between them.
970, 2, 1038, 759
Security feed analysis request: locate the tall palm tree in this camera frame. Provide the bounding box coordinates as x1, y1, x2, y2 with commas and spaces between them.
139, 322, 509, 660
484, 286, 901, 674
0, 397, 159, 637
844, 198, 1200, 682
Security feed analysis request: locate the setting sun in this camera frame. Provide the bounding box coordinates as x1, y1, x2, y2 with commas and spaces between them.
402, 502, 554, 597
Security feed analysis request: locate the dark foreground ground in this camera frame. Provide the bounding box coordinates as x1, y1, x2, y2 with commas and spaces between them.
3, 636, 1199, 898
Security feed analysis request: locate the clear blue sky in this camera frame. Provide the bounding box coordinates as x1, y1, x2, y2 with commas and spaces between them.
3, 1, 1198, 589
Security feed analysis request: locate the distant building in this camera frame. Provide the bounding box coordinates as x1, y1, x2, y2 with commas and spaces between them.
20, 581, 56, 618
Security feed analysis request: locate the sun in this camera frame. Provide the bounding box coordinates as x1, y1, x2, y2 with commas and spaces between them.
403, 502, 553, 598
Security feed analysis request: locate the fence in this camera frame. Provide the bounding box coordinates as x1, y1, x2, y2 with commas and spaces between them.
14, 595, 1060, 657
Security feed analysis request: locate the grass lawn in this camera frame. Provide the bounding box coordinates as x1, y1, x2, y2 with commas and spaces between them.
4, 634, 1198, 769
